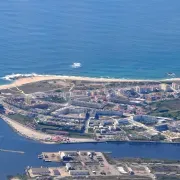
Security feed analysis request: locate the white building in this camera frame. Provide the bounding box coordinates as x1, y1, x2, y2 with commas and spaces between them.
160, 83, 171, 91
135, 85, 160, 93
172, 82, 180, 90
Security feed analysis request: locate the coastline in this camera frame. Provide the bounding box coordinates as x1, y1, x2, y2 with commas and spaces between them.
0, 75, 180, 90
0, 114, 95, 144
1, 114, 180, 145
0, 75, 180, 145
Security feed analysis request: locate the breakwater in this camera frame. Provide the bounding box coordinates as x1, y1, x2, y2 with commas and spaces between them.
0, 148, 24, 154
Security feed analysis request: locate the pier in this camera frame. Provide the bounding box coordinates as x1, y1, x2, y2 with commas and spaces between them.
0, 148, 25, 154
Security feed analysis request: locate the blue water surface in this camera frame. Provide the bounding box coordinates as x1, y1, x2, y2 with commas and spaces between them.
1, 0, 180, 179
0, 0, 180, 82
0, 119, 180, 179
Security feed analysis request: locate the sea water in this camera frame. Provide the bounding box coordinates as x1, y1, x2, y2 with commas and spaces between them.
1, 0, 180, 179
0, 0, 180, 84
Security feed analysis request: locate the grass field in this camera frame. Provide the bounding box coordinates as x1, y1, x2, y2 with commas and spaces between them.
7, 114, 33, 125
149, 99, 180, 120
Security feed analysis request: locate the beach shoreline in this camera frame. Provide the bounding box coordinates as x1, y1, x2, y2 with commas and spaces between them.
0, 114, 95, 144
0, 75, 180, 90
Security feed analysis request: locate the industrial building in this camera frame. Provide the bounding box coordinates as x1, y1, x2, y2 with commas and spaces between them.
133, 115, 158, 125
30, 167, 50, 176
35, 151, 120, 178
69, 170, 90, 176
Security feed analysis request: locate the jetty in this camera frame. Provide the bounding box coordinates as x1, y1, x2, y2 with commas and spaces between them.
0, 148, 25, 154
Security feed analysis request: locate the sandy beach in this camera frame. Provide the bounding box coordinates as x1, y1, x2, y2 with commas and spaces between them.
0, 75, 180, 90
0, 114, 95, 144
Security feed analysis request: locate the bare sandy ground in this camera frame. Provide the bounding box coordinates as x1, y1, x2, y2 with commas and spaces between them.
0, 75, 177, 90
0, 114, 95, 144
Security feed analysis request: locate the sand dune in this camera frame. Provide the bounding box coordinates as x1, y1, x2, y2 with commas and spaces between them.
0, 75, 179, 90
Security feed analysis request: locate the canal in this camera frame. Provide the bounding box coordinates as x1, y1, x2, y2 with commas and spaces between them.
0, 119, 180, 179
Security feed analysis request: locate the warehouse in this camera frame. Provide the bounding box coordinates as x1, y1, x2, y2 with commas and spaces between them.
31, 167, 50, 176
69, 170, 90, 176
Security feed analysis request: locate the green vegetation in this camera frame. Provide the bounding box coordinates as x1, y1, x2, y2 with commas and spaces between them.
55, 89, 63, 92
68, 132, 94, 139
172, 138, 180, 142
115, 157, 180, 164
7, 114, 33, 125
149, 99, 180, 120
103, 153, 116, 165
44, 96, 67, 103
7, 174, 28, 180
88, 127, 94, 133
37, 124, 60, 131
157, 176, 180, 180
151, 111, 180, 120
151, 134, 166, 141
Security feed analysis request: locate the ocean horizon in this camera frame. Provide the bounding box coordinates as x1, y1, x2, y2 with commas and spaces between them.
0, 0, 180, 85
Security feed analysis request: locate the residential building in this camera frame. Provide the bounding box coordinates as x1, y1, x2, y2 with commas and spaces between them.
155, 124, 168, 132
133, 115, 158, 125
115, 119, 130, 125
71, 100, 105, 109
160, 83, 171, 91
172, 82, 180, 90
95, 110, 123, 117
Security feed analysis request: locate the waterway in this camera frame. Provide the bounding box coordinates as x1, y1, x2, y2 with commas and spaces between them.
0, 119, 180, 179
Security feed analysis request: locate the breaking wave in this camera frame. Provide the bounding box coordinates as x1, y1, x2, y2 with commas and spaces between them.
1, 73, 175, 82
1, 73, 45, 81
71, 62, 81, 68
